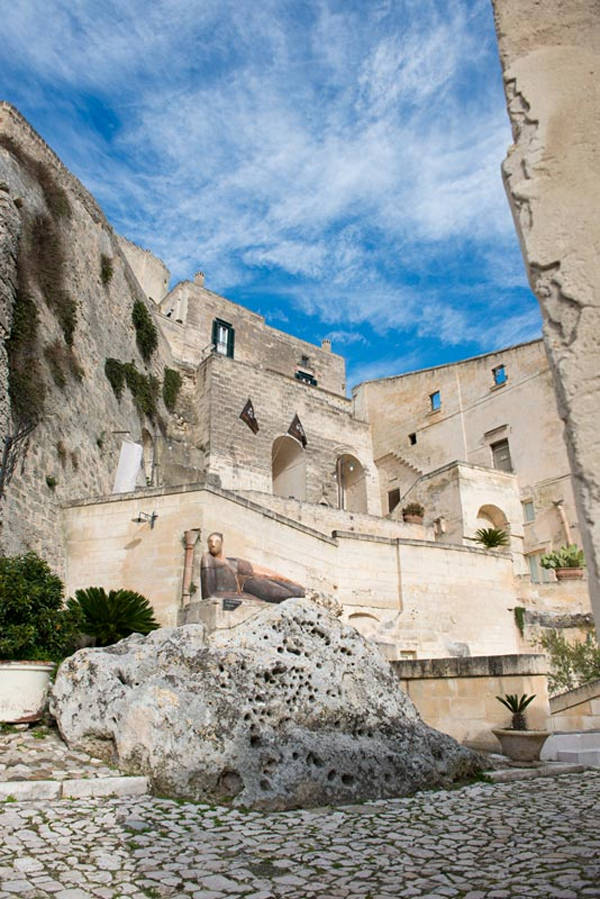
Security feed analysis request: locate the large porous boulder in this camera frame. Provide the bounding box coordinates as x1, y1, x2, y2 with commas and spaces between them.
50, 598, 480, 809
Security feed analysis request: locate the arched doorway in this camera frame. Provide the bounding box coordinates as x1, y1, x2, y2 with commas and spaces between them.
336, 453, 367, 513
272, 435, 306, 501
348, 612, 380, 640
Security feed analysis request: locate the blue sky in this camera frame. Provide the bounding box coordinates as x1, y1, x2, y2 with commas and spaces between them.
0, 0, 541, 388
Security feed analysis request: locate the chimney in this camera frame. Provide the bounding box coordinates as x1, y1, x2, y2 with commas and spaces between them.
194, 271, 205, 287
321, 338, 332, 352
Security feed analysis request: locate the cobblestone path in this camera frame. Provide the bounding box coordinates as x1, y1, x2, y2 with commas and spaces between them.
0, 770, 599, 899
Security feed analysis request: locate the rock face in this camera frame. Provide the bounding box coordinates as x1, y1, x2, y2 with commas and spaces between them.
51, 599, 480, 810
491, 1, 600, 624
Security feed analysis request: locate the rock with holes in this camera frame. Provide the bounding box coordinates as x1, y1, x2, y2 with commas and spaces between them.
50, 598, 481, 809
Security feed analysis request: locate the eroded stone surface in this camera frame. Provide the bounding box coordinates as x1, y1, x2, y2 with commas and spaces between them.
50, 599, 479, 809
492, 0, 600, 623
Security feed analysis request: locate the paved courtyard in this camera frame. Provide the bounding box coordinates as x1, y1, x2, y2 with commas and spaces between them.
0, 769, 599, 899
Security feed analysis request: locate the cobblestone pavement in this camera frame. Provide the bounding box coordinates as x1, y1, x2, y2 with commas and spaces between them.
0, 770, 598, 899
0, 726, 118, 783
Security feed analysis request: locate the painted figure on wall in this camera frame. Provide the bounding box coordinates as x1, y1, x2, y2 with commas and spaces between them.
200, 532, 305, 603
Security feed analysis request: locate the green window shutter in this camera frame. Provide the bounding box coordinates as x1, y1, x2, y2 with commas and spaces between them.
211, 318, 218, 350
227, 326, 235, 359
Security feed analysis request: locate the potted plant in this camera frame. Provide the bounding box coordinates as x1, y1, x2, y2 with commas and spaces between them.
540, 545, 585, 581
402, 502, 424, 524
492, 693, 550, 762
0, 553, 79, 723
473, 527, 510, 549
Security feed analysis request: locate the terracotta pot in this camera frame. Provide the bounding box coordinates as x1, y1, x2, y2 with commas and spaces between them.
403, 514, 424, 525
492, 728, 550, 762
555, 567, 584, 581
0, 661, 55, 723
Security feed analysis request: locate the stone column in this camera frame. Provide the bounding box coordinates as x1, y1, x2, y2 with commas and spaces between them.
491, 0, 600, 626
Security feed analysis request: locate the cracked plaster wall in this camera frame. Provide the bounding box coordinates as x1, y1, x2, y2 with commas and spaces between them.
492, 0, 600, 626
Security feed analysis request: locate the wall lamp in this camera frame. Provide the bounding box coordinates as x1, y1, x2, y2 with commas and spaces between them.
132, 511, 158, 529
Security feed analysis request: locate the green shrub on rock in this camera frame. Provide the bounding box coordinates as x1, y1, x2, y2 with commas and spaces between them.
163, 367, 182, 411
132, 299, 158, 361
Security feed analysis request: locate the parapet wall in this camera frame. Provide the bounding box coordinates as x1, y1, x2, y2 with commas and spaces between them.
117, 235, 170, 304
62, 482, 521, 660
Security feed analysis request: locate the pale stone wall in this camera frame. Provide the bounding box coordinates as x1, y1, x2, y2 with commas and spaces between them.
192, 353, 381, 513
116, 236, 170, 304
548, 679, 600, 732
0, 102, 181, 572
158, 279, 346, 396
0, 179, 20, 457
354, 339, 583, 565
491, 0, 600, 625
394, 654, 550, 747
62, 483, 520, 659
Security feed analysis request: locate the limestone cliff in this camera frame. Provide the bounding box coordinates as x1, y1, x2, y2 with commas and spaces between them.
0, 102, 192, 572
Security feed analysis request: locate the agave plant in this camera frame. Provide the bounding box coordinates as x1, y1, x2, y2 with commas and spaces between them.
496, 693, 536, 730
67, 587, 159, 647
473, 527, 510, 549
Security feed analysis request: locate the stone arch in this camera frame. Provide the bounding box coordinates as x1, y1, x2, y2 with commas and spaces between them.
348, 612, 380, 639
272, 435, 306, 501
476, 503, 509, 531
336, 453, 367, 513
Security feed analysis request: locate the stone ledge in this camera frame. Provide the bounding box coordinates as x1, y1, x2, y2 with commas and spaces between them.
485, 762, 586, 783
392, 653, 548, 680
550, 678, 600, 714
0, 776, 149, 801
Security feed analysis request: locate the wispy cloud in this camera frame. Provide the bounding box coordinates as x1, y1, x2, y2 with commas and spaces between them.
0, 0, 540, 380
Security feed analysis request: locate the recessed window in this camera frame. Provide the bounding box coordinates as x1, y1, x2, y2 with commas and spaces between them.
212, 318, 235, 358
493, 364, 507, 386
430, 390, 441, 411
300, 354, 310, 367
408, 432, 417, 445
295, 370, 317, 386
522, 500, 535, 522
491, 438, 513, 473
527, 553, 554, 584
388, 488, 400, 513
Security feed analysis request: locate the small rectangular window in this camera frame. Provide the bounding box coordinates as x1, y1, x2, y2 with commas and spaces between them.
493, 364, 507, 386
212, 318, 235, 358
408, 432, 417, 445
430, 390, 441, 411
491, 438, 513, 472
295, 370, 318, 386
522, 500, 535, 522
388, 488, 400, 513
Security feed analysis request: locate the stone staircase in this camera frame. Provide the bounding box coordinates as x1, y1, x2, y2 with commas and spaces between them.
542, 731, 600, 766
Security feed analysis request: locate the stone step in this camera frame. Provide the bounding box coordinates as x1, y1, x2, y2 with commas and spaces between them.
0, 775, 149, 801
556, 749, 600, 765
484, 762, 586, 783
542, 731, 600, 762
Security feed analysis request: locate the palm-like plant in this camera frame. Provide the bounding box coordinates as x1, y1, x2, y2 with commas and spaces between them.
474, 527, 510, 549
496, 693, 536, 730
67, 587, 159, 647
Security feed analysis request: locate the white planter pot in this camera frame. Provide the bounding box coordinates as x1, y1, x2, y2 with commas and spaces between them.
0, 661, 55, 723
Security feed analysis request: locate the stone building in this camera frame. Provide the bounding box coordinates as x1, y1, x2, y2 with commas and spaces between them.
353, 338, 582, 585
0, 101, 591, 674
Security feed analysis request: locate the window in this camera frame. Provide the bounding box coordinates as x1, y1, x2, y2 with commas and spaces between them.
527, 553, 554, 584
295, 370, 317, 386
430, 390, 441, 411
491, 438, 513, 472
522, 500, 535, 522
388, 488, 400, 513
212, 319, 235, 358
493, 364, 507, 386
408, 432, 417, 445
